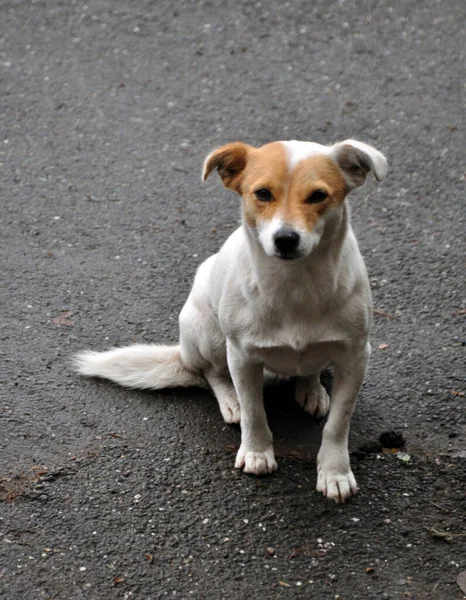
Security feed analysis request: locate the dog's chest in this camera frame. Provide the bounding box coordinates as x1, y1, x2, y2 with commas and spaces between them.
253, 340, 343, 377
246, 317, 346, 377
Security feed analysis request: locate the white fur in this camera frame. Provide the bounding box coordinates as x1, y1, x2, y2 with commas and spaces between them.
281, 140, 330, 169
257, 216, 284, 257
282, 138, 388, 183
76, 139, 388, 503
257, 210, 326, 260
74, 345, 205, 389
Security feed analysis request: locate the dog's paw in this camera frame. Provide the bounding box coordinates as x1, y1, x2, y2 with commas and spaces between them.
207, 376, 241, 424
316, 447, 358, 503
218, 397, 241, 424
316, 469, 358, 503
295, 378, 330, 418
235, 446, 277, 475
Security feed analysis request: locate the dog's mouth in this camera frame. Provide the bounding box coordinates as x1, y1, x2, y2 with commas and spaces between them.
274, 251, 302, 261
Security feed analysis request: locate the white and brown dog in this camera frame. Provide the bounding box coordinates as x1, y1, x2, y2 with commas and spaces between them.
75, 139, 387, 503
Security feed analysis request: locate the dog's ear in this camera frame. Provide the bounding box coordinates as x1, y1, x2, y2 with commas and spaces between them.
331, 140, 388, 190
202, 142, 251, 192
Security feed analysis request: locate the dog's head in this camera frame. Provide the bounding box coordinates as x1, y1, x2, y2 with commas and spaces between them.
203, 139, 387, 261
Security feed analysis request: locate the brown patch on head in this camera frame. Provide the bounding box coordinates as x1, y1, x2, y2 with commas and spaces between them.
279, 154, 348, 232
291, 154, 348, 204
203, 142, 348, 235
239, 142, 290, 229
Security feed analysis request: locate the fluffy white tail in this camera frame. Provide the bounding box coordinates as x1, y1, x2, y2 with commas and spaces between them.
74, 344, 206, 389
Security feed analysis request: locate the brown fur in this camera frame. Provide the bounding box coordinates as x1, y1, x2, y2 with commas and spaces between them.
206, 142, 348, 234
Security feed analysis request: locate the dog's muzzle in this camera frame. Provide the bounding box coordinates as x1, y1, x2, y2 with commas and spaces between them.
273, 229, 300, 259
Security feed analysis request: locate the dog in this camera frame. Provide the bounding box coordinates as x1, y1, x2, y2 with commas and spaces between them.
75, 139, 388, 503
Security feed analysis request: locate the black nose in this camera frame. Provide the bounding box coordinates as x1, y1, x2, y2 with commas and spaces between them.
274, 229, 300, 255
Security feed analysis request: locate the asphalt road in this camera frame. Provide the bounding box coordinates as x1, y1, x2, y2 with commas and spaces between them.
1, 1, 465, 599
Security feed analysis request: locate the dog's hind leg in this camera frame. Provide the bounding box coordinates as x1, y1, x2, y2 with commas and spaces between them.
295, 374, 330, 418
205, 370, 241, 424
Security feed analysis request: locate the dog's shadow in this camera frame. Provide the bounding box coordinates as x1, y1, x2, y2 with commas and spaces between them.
262, 373, 332, 460
123, 369, 372, 461
139, 372, 334, 460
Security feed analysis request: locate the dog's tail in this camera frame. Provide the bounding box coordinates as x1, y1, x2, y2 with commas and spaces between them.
74, 344, 206, 390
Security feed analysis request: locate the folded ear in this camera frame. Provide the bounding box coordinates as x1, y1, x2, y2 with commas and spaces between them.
202, 142, 252, 192
331, 140, 388, 190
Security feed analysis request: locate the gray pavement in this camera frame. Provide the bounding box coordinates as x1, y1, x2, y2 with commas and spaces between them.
1, 1, 465, 599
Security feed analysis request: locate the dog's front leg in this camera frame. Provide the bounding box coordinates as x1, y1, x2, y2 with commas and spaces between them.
227, 340, 277, 475
316, 343, 371, 503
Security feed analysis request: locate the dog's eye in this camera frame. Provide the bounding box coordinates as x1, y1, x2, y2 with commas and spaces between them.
306, 189, 328, 203
254, 188, 272, 202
